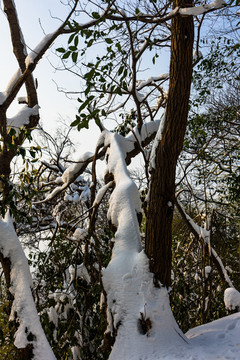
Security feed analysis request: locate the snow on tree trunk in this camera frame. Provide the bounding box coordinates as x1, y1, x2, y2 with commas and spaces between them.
0, 213, 56, 360
101, 131, 188, 359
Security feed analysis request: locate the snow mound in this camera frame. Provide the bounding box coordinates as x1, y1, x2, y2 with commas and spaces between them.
224, 287, 240, 310
186, 312, 240, 360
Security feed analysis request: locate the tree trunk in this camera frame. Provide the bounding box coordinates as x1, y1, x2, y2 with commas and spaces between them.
145, 0, 194, 287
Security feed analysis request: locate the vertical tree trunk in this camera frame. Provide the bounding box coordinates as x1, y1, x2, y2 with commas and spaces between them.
145, 0, 194, 287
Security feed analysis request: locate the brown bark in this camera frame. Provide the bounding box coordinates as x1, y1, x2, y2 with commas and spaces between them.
145, 0, 194, 287
3, 0, 38, 108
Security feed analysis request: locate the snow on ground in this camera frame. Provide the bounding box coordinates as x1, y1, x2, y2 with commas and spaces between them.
185, 312, 240, 360
110, 310, 240, 360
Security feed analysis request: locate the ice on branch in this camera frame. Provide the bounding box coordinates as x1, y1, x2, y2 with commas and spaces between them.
179, 0, 225, 16
7, 105, 40, 133
0, 214, 56, 360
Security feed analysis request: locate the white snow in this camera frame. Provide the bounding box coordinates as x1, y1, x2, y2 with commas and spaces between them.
35, 152, 93, 204
185, 312, 240, 360
72, 227, 88, 242
62, 152, 93, 184
205, 265, 212, 278
47, 307, 58, 328
25, 32, 56, 67
176, 199, 234, 289
136, 74, 169, 90
135, 89, 146, 102
17, 96, 28, 103
7, 104, 40, 134
69, 264, 90, 283
0, 68, 22, 105
101, 130, 188, 359
179, 0, 225, 16
103, 251, 189, 360
37, 121, 161, 204
149, 113, 166, 169
55, 176, 63, 184
193, 50, 203, 61
224, 288, 240, 311
0, 214, 56, 360
92, 181, 113, 207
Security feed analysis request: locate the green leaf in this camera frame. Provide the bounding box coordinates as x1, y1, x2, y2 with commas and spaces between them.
116, 42, 122, 52
68, 33, 75, 44
56, 47, 66, 53
105, 38, 113, 44
19, 147, 26, 157
29, 150, 36, 158
74, 36, 79, 47
72, 52, 78, 63
118, 65, 124, 76
87, 38, 94, 48
77, 119, 89, 130
62, 51, 71, 59
92, 12, 100, 19
71, 117, 80, 127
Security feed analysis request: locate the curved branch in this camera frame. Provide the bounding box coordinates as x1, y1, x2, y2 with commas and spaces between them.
175, 199, 234, 289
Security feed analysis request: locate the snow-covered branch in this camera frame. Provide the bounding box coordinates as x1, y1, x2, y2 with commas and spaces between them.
101, 130, 188, 358
7, 104, 40, 134
1, 2, 77, 111
106, 0, 226, 24
175, 199, 240, 311
34, 120, 160, 204
179, 0, 226, 16
0, 214, 56, 359
175, 199, 234, 289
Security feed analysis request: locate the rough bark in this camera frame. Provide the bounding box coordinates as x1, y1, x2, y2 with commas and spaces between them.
145, 0, 194, 287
